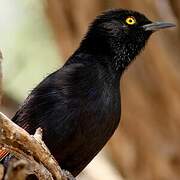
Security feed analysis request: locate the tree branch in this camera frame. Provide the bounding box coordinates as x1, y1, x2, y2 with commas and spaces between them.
0, 112, 67, 180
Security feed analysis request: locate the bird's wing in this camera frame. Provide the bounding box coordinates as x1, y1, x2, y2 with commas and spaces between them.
11, 63, 87, 132
0, 62, 102, 164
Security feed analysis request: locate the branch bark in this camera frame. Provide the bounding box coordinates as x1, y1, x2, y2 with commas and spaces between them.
0, 112, 67, 180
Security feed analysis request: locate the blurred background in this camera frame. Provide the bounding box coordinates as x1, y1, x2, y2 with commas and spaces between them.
0, 0, 180, 179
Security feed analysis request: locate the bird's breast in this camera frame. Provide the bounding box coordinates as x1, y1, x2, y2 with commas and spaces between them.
80, 86, 121, 145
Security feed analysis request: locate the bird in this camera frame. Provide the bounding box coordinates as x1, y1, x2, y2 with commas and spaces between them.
0, 9, 175, 177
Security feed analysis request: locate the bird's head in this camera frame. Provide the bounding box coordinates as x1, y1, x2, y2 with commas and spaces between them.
80, 9, 175, 73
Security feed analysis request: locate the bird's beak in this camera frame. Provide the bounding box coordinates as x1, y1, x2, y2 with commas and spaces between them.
143, 21, 176, 31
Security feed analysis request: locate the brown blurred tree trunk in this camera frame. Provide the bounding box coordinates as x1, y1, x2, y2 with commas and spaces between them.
0, 51, 2, 105
45, 0, 109, 59
45, 0, 180, 180
0, 52, 18, 117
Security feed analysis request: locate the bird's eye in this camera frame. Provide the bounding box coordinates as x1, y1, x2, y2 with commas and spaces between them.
125, 16, 136, 25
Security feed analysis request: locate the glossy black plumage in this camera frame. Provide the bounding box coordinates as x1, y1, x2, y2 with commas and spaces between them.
1, 9, 175, 176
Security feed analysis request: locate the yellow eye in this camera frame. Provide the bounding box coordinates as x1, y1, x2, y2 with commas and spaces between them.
125, 16, 136, 25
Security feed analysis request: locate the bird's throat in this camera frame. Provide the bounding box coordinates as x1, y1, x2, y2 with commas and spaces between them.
111, 39, 145, 73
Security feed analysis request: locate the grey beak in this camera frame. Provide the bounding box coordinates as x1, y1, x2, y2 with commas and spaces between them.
143, 21, 176, 31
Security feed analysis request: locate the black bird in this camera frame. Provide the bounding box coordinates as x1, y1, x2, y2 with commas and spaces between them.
0, 9, 175, 176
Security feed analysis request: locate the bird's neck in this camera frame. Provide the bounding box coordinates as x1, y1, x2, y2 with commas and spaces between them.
78, 30, 112, 57
111, 39, 140, 73
78, 34, 139, 76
